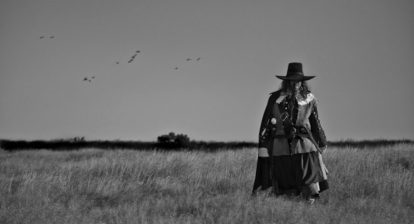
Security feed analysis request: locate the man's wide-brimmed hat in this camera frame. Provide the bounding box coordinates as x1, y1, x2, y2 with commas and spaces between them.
276, 62, 315, 81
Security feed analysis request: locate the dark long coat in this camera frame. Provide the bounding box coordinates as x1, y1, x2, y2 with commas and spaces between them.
253, 90, 329, 194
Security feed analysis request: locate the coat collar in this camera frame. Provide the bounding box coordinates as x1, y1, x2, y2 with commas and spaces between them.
275, 91, 314, 105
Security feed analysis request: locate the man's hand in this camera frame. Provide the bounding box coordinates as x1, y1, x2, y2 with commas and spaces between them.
320, 145, 327, 154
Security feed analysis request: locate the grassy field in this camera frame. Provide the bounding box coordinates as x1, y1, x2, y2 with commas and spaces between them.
1, 144, 413, 224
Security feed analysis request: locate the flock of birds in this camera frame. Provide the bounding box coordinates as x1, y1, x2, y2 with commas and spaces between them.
39, 35, 203, 84
84, 53, 202, 83
39, 35, 55, 39
84, 52, 203, 83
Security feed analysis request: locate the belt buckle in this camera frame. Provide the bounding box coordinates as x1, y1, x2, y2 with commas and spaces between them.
280, 112, 289, 122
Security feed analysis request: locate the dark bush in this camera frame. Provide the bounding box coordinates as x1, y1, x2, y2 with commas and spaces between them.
156, 132, 190, 149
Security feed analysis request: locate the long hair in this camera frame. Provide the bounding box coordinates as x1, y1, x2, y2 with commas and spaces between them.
279, 80, 311, 98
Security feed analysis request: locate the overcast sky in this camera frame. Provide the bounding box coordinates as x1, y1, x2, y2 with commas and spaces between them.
1, 0, 413, 141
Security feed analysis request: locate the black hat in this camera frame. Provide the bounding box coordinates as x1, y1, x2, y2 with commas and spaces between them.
276, 62, 315, 81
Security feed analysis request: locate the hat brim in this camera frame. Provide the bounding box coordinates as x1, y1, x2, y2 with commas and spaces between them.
276, 75, 315, 81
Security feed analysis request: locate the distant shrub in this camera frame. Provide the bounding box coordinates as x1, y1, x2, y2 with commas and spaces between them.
156, 132, 190, 149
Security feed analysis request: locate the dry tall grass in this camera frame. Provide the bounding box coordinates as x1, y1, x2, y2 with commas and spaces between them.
1, 144, 413, 224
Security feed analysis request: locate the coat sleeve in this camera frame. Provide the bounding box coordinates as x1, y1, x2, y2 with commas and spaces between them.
309, 98, 327, 148
258, 94, 276, 148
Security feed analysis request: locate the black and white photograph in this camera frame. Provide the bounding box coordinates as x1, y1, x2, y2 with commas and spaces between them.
0, 0, 413, 223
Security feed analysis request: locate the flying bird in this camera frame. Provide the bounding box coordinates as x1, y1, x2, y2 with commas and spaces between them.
128, 53, 139, 63
196, 57, 201, 61
116, 61, 120, 64
49, 36, 55, 39
174, 67, 179, 70
186, 58, 192, 61
40, 36, 45, 39
83, 75, 96, 82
